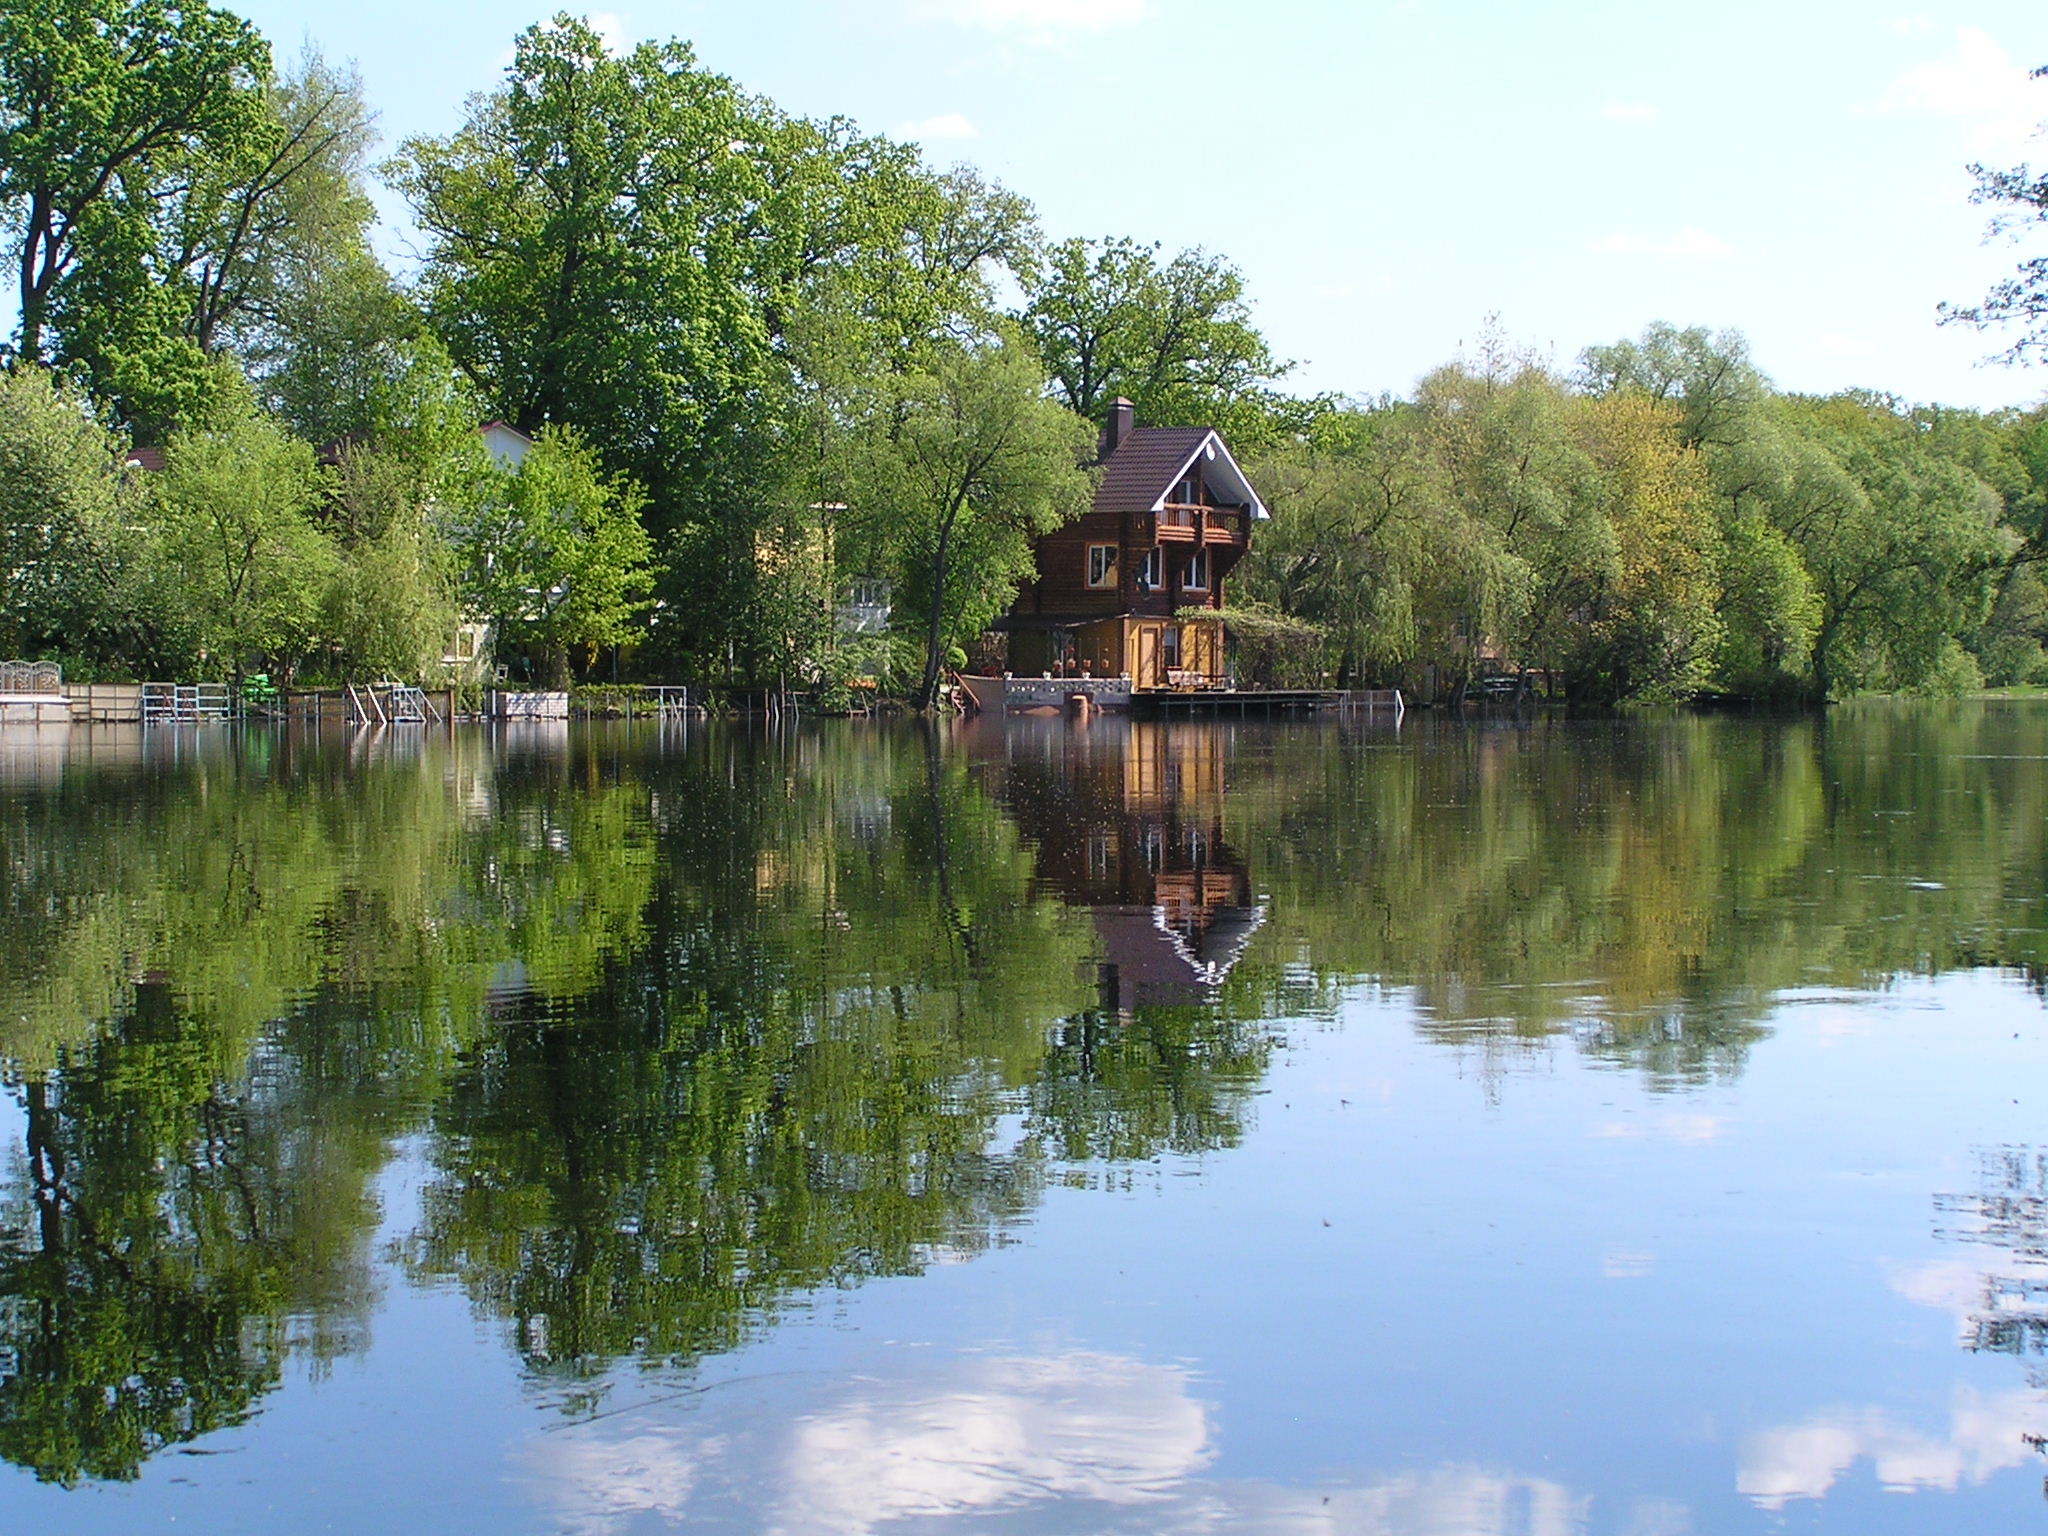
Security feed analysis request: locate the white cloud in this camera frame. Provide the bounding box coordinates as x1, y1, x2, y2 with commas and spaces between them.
1594, 1112, 1728, 1144
1601, 102, 1657, 124
894, 112, 979, 142
772, 1352, 1208, 1533
909, 0, 1146, 31
1878, 28, 2045, 157
587, 11, 631, 55
1585, 227, 1735, 260
524, 1351, 1209, 1536
519, 1350, 1599, 1536
1738, 1387, 2048, 1509
1885, 1256, 1988, 1315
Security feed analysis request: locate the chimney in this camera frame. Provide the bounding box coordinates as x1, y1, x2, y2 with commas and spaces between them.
1103, 397, 1135, 457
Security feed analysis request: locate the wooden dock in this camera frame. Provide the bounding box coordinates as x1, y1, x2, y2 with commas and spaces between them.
1134, 688, 1334, 717
1131, 687, 1404, 719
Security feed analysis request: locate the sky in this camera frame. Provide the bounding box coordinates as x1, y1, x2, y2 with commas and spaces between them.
233, 0, 2048, 410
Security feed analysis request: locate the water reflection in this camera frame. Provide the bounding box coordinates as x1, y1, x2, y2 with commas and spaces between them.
970, 720, 1265, 1009
521, 1349, 1593, 1536
0, 706, 2046, 1519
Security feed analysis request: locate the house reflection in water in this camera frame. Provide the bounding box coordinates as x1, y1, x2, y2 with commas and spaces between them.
969, 719, 1265, 1010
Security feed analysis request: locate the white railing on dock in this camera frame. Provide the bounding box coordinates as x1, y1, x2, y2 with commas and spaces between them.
1337, 688, 1405, 718
141, 682, 232, 724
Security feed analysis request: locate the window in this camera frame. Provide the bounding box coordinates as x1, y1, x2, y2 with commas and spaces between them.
1087, 544, 1118, 589
1184, 550, 1210, 590
1136, 548, 1163, 591
1162, 625, 1181, 670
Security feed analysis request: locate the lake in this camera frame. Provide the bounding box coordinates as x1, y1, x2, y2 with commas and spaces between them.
2, 703, 2045, 1534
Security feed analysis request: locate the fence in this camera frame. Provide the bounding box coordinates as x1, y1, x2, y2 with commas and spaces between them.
141, 682, 233, 724
0, 660, 61, 695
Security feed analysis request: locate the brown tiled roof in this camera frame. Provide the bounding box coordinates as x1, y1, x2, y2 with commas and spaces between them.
1091, 427, 1212, 515
124, 446, 166, 471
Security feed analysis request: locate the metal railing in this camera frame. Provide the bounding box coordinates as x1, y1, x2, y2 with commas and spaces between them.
141, 682, 232, 724
0, 660, 61, 694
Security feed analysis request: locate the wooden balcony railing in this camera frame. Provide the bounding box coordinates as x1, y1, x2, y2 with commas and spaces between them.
1154, 504, 1248, 544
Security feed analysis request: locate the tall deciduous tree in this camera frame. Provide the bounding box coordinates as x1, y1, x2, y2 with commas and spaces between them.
0, 0, 269, 377
836, 333, 1093, 708
1019, 235, 1295, 448
457, 425, 655, 687
0, 364, 140, 663
1771, 393, 2004, 698
389, 18, 782, 510
153, 377, 331, 681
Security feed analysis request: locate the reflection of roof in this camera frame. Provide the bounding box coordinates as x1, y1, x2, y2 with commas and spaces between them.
1093, 900, 1266, 1008
1172, 901, 1267, 982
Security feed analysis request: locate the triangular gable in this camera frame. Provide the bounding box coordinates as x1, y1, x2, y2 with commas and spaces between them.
1152, 431, 1269, 522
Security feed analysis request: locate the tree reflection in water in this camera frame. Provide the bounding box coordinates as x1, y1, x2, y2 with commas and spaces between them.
2, 706, 2047, 1482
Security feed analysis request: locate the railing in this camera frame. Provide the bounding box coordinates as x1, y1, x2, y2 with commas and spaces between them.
0, 660, 61, 694
141, 682, 232, 724
1154, 505, 1246, 543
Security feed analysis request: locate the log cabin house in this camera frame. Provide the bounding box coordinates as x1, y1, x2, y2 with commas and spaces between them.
988, 398, 1267, 699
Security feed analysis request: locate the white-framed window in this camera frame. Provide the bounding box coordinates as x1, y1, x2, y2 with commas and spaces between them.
1087, 544, 1119, 589
1184, 550, 1210, 590
1136, 548, 1163, 591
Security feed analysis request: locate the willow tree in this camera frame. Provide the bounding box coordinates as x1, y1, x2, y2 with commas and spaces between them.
834, 333, 1093, 709
152, 381, 330, 681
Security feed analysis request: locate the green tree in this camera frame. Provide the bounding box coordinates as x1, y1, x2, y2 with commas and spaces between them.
209, 48, 412, 445
0, 0, 270, 396
0, 364, 143, 665
458, 424, 655, 687
153, 378, 332, 681
389, 18, 782, 511
835, 333, 1093, 708
1019, 235, 1295, 447
1576, 322, 1768, 450
1774, 393, 2004, 698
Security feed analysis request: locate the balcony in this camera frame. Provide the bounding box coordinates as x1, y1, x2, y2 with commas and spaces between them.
1154, 504, 1248, 545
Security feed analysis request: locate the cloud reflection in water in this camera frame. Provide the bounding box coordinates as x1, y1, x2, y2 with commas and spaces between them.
522, 1349, 1594, 1535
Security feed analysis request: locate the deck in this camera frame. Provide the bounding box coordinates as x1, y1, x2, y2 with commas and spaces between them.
1133, 688, 1338, 717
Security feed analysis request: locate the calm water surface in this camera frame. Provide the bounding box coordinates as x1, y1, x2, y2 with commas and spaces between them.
2, 705, 2046, 1534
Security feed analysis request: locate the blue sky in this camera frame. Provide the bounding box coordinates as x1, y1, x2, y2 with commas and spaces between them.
238, 0, 2048, 410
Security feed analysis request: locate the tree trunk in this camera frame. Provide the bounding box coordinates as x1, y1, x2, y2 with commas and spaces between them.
542, 646, 571, 691
25, 1078, 64, 1258
920, 522, 955, 712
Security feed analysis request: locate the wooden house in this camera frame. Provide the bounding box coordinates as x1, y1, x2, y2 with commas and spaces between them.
995, 399, 1266, 692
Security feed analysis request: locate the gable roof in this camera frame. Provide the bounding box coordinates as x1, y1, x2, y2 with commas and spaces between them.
1091, 426, 1269, 520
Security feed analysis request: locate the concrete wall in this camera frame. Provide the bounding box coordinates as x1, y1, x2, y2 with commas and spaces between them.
490, 690, 569, 720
